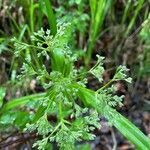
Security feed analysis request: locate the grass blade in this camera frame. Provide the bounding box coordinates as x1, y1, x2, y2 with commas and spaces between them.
86, 0, 112, 65
0, 93, 46, 114
125, 0, 144, 37
42, 0, 57, 35
112, 110, 150, 149
75, 84, 150, 149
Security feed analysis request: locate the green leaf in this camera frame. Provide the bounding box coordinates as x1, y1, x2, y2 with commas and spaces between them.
75, 84, 150, 149
42, 0, 57, 35
112, 110, 150, 150
14, 111, 31, 129
86, 0, 112, 65
74, 84, 97, 108
0, 87, 6, 108
0, 93, 46, 114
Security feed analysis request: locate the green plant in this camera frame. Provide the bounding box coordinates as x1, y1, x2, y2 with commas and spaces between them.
0, 0, 150, 149
0, 23, 149, 150
0, 87, 6, 108
55, 0, 89, 56
123, 0, 145, 37
85, 0, 112, 65
0, 0, 57, 91
138, 14, 150, 76
103, 0, 147, 63
39, 0, 57, 35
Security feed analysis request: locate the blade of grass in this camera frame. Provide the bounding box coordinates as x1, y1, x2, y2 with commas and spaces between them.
0, 93, 46, 114
121, 0, 132, 24
38, 0, 44, 28
112, 110, 150, 149
86, 0, 112, 66
41, 0, 57, 36
74, 84, 150, 149
125, 0, 144, 37
30, 0, 34, 33
0, 87, 6, 108
18, 24, 28, 41
29, 0, 38, 33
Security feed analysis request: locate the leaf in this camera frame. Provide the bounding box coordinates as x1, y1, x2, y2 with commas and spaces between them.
41, 0, 57, 35
0, 93, 46, 114
14, 111, 31, 129
111, 110, 150, 150
75, 84, 150, 149
74, 84, 97, 108
0, 87, 6, 108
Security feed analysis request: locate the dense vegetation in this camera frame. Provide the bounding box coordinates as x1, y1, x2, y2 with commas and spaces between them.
0, 0, 150, 149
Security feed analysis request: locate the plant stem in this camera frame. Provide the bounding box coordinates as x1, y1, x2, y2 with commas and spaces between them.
30, 0, 34, 33
97, 79, 113, 92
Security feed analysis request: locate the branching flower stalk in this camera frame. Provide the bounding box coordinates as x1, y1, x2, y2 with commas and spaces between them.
0, 24, 150, 150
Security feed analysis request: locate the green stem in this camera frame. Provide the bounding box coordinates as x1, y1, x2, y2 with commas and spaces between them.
59, 100, 63, 121
97, 79, 113, 92
49, 122, 62, 137
125, 0, 144, 37
85, 39, 95, 67
30, 0, 34, 33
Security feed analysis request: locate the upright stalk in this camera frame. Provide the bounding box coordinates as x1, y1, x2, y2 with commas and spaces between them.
124, 0, 144, 37
86, 0, 112, 66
